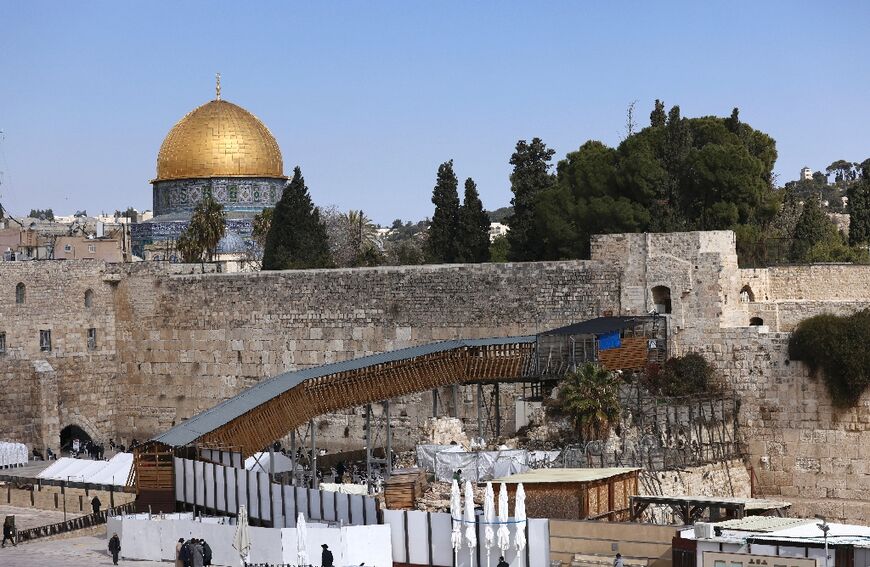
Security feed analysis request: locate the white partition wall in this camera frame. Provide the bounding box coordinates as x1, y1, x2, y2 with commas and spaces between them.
174, 457, 379, 526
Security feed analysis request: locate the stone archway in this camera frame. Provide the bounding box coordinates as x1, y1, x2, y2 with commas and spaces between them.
60, 424, 93, 454
651, 285, 672, 314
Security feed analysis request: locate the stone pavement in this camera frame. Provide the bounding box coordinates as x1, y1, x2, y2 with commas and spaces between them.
0, 532, 169, 567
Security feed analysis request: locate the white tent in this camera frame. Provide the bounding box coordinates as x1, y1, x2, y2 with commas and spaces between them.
37, 453, 132, 487
244, 451, 295, 474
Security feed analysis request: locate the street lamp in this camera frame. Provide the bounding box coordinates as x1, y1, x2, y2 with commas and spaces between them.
816, 516, 830, 567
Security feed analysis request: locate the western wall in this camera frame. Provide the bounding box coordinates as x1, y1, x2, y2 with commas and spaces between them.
2, 230, 870, 520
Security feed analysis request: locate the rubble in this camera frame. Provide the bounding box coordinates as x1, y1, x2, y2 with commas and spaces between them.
424, 417, 470, 448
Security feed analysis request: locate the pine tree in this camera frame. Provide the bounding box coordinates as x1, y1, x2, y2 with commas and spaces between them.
262, 167, 332, 270
425, 160, 461, 263
458, 178, 491, 263
506, 138, 555, 261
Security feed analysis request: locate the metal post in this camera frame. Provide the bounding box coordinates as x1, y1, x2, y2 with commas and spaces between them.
290, 431, 297, 486
384, 399, 393, 479
365, 404, 373, 494
476, 383, 484, 442
494, 382, 501, 438
310, 420, 318, 489
62, 480, 67, 522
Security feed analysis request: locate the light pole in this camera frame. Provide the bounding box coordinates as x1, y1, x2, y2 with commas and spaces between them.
816, 516, 830, 567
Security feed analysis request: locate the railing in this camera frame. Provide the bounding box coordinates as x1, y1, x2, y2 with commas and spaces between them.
15, 502, 137, 543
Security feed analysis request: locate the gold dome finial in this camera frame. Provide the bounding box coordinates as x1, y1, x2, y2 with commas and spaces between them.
215, 72, 221, 101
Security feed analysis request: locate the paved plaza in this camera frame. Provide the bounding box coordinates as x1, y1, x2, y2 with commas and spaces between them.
0, 531, 170, 567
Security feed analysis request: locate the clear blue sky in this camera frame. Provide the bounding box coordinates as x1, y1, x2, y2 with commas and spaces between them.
1, 1, 868, 224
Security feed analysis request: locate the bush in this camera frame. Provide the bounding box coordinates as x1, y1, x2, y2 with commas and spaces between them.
788, 309, 870, 406
643, 353, 717, 397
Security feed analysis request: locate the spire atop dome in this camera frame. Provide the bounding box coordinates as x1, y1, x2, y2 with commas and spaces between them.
215, 72, 221, 101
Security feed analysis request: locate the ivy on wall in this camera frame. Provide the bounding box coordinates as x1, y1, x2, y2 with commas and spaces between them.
788, 309, 870, 407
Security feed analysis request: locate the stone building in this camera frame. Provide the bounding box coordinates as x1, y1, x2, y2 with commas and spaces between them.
131, 83, 286, 259
4, 230, 870, 520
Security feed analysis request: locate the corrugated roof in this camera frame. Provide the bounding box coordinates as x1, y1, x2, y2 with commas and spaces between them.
151, 335, 536, 448
541, 317, 648, 336
715, 516, 813, 533
493, 467, 640, 484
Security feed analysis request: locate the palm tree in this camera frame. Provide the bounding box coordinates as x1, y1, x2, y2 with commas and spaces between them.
176, 193, 227, 263
342, 209, 378, 254
557, 363, 621, 441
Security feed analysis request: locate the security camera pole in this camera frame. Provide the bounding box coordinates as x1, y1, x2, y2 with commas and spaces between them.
816, 516, 830, 567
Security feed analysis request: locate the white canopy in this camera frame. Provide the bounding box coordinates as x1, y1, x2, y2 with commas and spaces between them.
37, 453, 132, 486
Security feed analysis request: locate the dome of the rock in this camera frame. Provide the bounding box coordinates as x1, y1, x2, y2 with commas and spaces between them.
154, 99, 285, 182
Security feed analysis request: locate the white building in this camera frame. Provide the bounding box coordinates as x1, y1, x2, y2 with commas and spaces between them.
489, 222, 509, 242
800, 166, 813, 181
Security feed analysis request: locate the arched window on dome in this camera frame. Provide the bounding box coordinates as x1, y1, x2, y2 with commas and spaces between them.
84, 289, 94, 308
15, 283, 25, 305
651, 286, 672, 314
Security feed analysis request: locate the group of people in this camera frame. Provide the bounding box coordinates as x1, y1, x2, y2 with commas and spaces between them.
176, 537, 213, 567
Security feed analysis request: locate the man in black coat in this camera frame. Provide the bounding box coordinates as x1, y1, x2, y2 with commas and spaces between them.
497, 556, 509, 567
108, 532, 121, 565
321, 543, 334, 567
202, 539, 213, 566
92, 495, 102, 515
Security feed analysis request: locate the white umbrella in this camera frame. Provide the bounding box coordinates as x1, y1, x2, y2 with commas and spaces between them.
496, 483, 510, 557
483, 482, 496, 567
514, 483, 527, 567
450, 479, 462, 567
297, 512, 308, 566
232, 504, 251, 567
464, 480, 477, 567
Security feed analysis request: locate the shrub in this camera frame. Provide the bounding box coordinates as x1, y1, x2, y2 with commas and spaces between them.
788, 309, 870, 406
643, 353, 717, 397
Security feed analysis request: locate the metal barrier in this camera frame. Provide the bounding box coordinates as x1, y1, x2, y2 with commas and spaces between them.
14, 502, 137, 543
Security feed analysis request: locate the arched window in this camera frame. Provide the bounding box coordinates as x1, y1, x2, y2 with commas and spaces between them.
750, 317, 764, 326
15, 283, 25, 304
84, 289, 94, 308
740, 285, 755, 303
651, 285, 672, 314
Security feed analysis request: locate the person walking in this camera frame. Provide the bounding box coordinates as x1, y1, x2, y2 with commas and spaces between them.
1, 516, 15, 548
180, 539, 193, 567
614, 553, 624, 567
108, 532, 121, 565
321, 543, 334, 567
175, 538, 185, 567
497, 556, 509, 567
202, 538, 212, 566
91, 495, 102, 515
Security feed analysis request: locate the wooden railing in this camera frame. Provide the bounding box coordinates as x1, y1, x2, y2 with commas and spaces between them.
15, 502, 137, 543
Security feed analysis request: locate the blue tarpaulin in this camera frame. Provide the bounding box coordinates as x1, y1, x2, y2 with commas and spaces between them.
597, 331, 621, 350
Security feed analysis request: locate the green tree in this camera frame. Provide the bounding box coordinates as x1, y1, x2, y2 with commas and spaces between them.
29, 208, 54, 221
176, 193, 226, 262
556, 363, 621, 441
848, 170, 870, 246
458, 178, 490, 263
790, 195, 838, 262
252, 207, 273, 246
506, 138, 555, 261
649, 99, 666, 128
425, 160, 461, 263
262, 167, 332, 270
489, 235, 509, 263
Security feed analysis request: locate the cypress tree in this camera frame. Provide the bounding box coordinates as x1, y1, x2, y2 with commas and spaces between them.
458, 178, 491, 263
262, 167, 332, 270
506, 138, 555, 261
425, 160, 461, 263
848, 164, 870, 246
790, 195, 837, 262
650, 99, 666, 128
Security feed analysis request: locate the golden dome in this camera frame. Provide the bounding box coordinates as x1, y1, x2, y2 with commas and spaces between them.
154, 99, 285, 182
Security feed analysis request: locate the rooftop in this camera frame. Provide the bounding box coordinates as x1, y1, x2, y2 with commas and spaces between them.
493, 467, 639, 484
